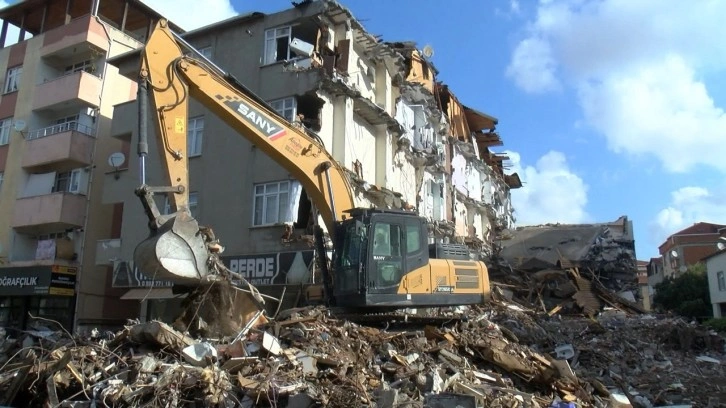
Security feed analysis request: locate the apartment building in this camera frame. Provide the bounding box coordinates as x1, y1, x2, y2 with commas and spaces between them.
0, 0, 179, 333
658, 222, 726, 277
704, 249, 726, 318
103, 0, 520, 320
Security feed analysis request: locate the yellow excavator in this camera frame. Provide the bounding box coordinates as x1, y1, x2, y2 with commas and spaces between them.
132, 19, 490, 312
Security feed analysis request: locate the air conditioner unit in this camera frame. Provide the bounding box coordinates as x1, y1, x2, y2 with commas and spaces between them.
289, 38, 314, 58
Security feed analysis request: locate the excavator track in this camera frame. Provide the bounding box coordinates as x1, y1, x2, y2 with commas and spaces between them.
325, 307, 464, 329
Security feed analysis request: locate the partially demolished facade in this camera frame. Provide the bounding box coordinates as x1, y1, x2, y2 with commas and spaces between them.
100, 0, 519, 317
495, 216, 641, 315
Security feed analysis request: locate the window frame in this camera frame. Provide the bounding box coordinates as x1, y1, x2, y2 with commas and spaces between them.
252, 180, 292, 226
64, 60, 94, 76
52, 169, 82, 194
3, 66, 22, 94
263, 26, 291, 65
269, 97, 297, 123
198, 46, 213, 60
187, 115, 204, 157
0, 117, 11, 145
164, 191, 199, 218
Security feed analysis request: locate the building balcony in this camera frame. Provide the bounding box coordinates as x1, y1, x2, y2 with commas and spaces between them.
22, 122, 95, 173
40, 15, 109, 61
12, 193, 86, 234
33, 71, 102, 112
96, 239, 122, 266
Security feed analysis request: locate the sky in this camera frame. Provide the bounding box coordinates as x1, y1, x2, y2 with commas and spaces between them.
3, 0, 725, 260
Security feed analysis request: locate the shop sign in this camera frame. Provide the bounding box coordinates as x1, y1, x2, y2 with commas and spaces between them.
111, 261, 174, 288
49, 265, 78, 296
221, 250, 315, 285
0, 265, 77, 296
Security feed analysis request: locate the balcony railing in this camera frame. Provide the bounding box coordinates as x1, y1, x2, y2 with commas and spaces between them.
27, 121, 95, 140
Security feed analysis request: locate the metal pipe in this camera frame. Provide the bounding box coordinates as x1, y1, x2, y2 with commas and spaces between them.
137, 79, 149, 185
323, 163, 336, 222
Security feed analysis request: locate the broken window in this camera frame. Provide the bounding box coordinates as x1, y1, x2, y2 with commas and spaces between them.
264, 26, 292, 64
296, 93, 324, 131
263, 21, 320, 65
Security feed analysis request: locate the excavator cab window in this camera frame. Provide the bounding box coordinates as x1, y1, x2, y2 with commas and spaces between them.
334, 220, 368, 294
369, 221, 404, 291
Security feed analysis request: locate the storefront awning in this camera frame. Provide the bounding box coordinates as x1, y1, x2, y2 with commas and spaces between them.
120, 288, 186, 300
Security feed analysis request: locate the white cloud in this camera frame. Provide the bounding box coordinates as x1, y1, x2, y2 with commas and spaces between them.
650, 186, 726, 246
507, 150, 589, 225
507, 0, 726, 173
139, 0, 237, 32
505, 37, 560, 93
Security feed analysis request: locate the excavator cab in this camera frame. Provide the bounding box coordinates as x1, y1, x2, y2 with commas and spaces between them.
332, 209, 432, 309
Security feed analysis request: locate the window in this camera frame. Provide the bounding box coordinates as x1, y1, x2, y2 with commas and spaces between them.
52, 169, 82, 193
0, 118, 10, 145
264, 26, 291, 64
198, 46, 213, 60
269, 97, 297, 123
0, 172, 4, 192
56, 114, 80, 132
406, 222, 421, 254
3, 66, 22, 93
64, 60, 94, 75
38, 232, 67, 240
719, 271, 726, 292
253, 180, 293, 226
164, 192, 198, 218
187, 116, 204, 156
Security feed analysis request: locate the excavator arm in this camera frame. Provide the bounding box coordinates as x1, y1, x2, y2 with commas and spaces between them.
133, 19, 355, 285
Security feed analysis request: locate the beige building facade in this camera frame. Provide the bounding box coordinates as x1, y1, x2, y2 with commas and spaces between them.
0, 0, 178, 332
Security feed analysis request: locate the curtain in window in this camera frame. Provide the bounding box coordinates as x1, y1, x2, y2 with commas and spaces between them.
287, 180, 302, 222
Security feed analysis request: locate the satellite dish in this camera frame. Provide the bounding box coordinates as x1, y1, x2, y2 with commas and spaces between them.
108, 152, 126, 168
422, 44, 434, 59
718, 242, 726, 251
13, 120, 26, 132
670, 250, 678, 258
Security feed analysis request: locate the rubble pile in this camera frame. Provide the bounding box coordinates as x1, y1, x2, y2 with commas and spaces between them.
1, 298, 724, 407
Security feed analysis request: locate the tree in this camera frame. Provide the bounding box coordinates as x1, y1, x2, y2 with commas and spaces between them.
653, 262, 712, 319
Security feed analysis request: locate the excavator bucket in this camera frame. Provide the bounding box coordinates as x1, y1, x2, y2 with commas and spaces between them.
133, 212, 212, 284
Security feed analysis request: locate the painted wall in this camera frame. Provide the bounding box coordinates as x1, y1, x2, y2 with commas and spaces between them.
706, 251, 726, 317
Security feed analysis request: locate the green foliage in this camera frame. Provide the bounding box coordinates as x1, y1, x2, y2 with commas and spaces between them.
653, 262, 711, 319
704, 318, 726, 333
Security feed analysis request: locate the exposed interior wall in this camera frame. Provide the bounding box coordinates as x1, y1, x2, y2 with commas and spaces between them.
347, 114, 377, 183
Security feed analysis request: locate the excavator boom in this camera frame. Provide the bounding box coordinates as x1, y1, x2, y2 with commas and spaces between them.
133, 19, 490, 312
133, 19, 354, 284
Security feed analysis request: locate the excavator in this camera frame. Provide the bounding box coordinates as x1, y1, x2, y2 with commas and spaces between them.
132, 19, 490, 314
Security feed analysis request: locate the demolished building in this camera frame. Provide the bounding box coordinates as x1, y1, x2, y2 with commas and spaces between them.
99, 0, 520, 323
495, 216, 640, 315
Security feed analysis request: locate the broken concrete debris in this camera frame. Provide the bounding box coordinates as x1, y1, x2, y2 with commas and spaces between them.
1, 292, 723, 407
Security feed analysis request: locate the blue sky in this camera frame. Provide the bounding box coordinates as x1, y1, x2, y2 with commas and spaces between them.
5, 0, 725, 259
